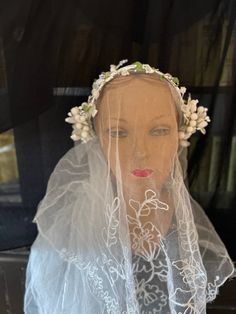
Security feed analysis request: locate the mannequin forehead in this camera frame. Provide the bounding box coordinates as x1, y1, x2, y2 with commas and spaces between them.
97, 75, 177, 121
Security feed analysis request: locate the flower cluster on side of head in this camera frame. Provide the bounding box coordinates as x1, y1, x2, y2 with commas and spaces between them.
65, 60, 211, 146
177, 89, 211, 147
65, 102, 97, 142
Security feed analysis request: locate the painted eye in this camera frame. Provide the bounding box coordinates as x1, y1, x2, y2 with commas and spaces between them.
108, 129, 128, 138
150, 128, 170, 136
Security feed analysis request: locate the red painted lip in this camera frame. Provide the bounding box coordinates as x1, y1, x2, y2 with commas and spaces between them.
131, 169, 154, 177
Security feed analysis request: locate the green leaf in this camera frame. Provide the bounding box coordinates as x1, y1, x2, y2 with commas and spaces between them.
104, 71, 110, 78
173, 77, 179, 86
133, 61, 143, 72
81, 104, 90, 112
160, 74, 165, 81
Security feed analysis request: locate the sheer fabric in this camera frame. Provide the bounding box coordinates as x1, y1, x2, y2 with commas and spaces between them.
24, 74, 235, 313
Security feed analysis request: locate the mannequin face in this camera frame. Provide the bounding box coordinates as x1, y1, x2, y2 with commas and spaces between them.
95, 74, 179, 194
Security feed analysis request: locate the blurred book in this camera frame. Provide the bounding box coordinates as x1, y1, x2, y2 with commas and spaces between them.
208, 136, 222, 192
219, 21, 236, 87
0, 130, 19, 184
226, 135, 236, 192
0, 37, 7, 89
189, 136, 211, 193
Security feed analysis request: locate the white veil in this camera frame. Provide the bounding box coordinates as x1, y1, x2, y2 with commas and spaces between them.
24, 71, 235, 314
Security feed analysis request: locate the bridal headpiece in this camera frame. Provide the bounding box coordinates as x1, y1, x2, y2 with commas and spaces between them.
65, 60, 210, 147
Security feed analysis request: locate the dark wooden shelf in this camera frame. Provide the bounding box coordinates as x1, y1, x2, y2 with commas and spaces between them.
207, 276, 236, 313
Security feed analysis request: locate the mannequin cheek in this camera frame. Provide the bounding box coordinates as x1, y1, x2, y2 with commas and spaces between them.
151, 139, 177, 175
102, 145, 128, 178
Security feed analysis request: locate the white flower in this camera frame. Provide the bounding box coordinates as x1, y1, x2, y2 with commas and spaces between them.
75, 122, 82, 129
184, 132, 192, 139
179, 86, 186, 96
143, 64, 155, 73
198, 121, 208, 129
92, 81, 99, 90
189, 100, 198, 113
178, 131, 186, 139
71, 133, 80, 141
186, 126, 195, 133
116, 59, 128, 69
180, 139, 190, 147
181, 104, 191, 116
190, 113, 198, 120
120, 68, 130, 76
91, 106, 98, 118
71, 107, 79, 115
81, 130, 89, 138
79, 115, 86, 122
83, 125, 90, 131
164, 73, 173, 80
197, 106, 205, 113
65, 117, 75, 124
110, 64, 116, 72
92, 89, 99, 99
189, 120, 197, 127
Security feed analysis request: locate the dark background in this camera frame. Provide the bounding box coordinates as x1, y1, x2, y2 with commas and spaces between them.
0, 0, 235, 260
0, 1, 235, 313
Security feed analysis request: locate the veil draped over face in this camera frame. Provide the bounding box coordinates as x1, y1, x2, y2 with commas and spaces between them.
24, 74, 234, 314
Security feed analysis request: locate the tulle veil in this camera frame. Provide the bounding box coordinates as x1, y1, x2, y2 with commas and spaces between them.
24, 72, 235, 314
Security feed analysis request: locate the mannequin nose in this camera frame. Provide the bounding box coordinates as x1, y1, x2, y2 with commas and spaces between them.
133, 137, 148, 160
134, 150, 147, 159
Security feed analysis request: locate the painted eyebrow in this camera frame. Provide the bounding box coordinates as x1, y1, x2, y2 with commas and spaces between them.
108, 118, 128, 123
151, 115, 172, 121
107, 114, 172, 124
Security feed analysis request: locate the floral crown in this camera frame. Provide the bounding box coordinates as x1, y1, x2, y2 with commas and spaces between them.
65, 60, 210, 147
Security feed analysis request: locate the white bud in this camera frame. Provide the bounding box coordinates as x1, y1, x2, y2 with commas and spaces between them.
197, 114, 204, 120
180, 87, 186, 95
110, 64, 116, 72
184, 132, 192, 139
190, 113, 198, 120
83, 125, 89, 131
75, 115, 81, 122
180, 140, 190, 147
91, 105, 98, 117
92, 82, 98, 89
187, 126, 194, 133
81, 130, 88, 138
178, 131, 186, 139
75, 123, 82, 129
189, 120, 197, 127
190, 103, 197, 113
65, 117, 75, 124
198, 121, 208, 128
71, 107, 79, 115
92, 89, 99, 99
71, 134, 80, 141
197, 106, 205, 113
79, 116, 86, 122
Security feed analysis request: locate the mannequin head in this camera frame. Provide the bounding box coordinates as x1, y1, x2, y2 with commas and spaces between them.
95, 74, 179, 194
